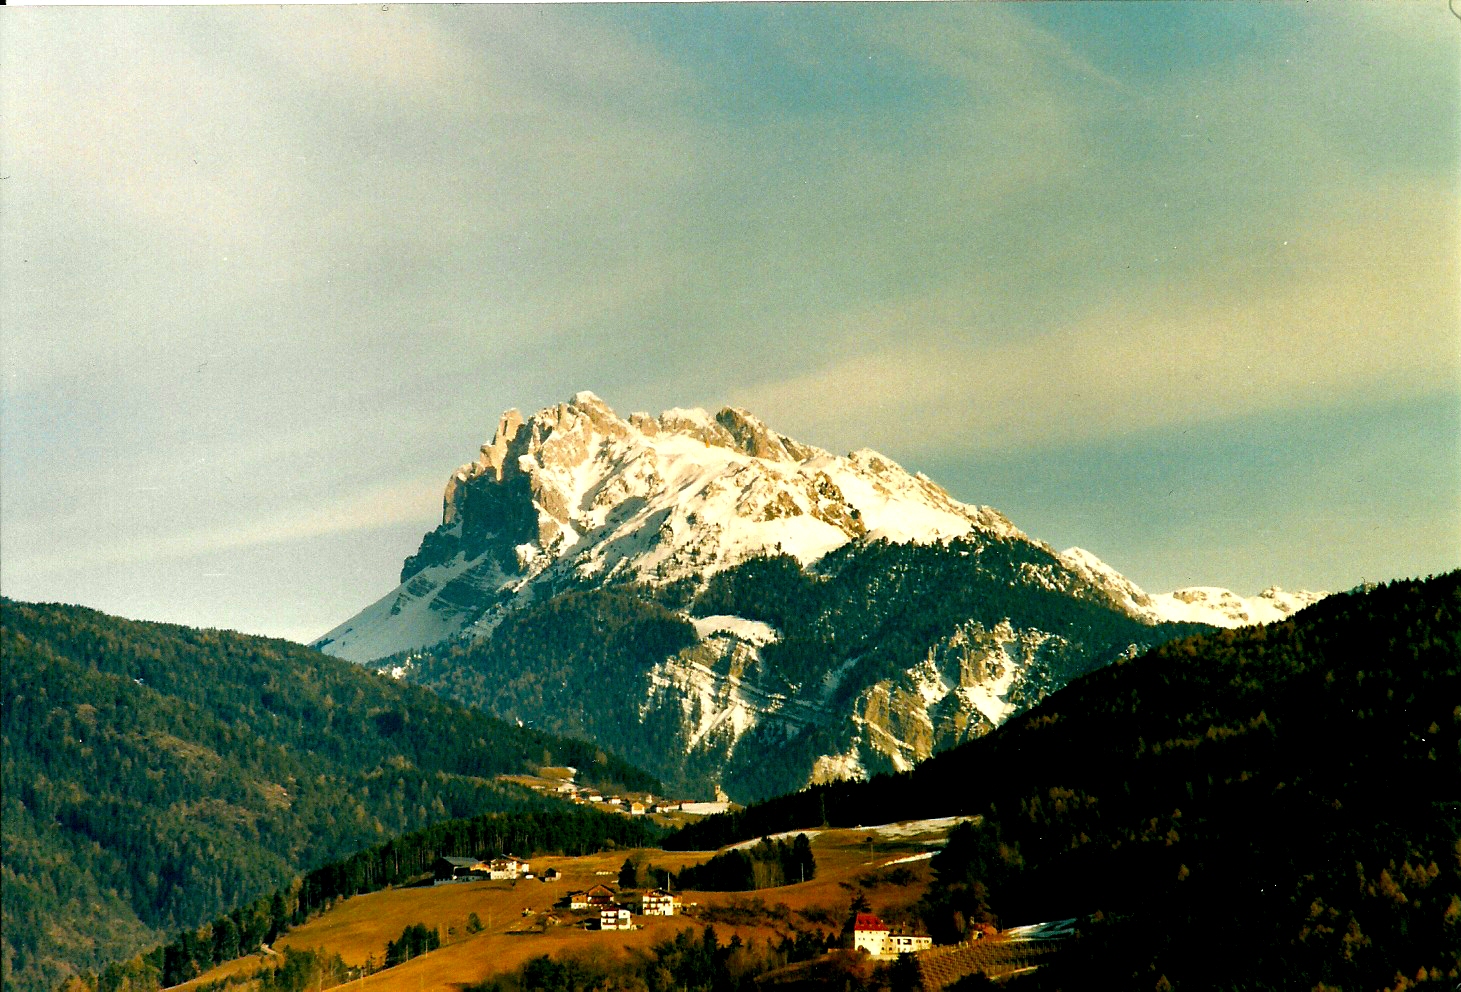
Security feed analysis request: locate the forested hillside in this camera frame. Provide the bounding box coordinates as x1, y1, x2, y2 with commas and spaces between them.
667, 573, 1461, 989
80, 804, 660, 992
408, 539, 1207, 800
0, 600, 657, 992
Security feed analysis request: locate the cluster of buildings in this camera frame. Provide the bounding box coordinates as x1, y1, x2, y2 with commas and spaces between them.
432, 854, 533, 884
548, 782, 711, 816
852, 913, 933, 959
565, 883, 682, 930
519, 776, 732, 818
431, 852, 935, 959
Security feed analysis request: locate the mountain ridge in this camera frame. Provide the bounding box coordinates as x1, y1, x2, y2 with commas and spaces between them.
658, 571, 1461, 990
310, 392, 1323, 802
315, 392, 1321, 664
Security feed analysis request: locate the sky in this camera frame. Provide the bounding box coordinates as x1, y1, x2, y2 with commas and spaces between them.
2, 2, 1458, 644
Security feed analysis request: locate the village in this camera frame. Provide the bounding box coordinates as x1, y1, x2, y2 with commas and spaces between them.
169, 820, 1065, 992
504, 765, 733, 821
432, 855, 687, 933
433, 853, 935, 953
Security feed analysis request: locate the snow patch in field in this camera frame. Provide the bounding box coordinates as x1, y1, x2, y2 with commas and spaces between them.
728, 829, 822, 851
1004, 919, 1079, 942
883, 851, 936, 865
691, 615, 780, 646
858, 815, 979, 838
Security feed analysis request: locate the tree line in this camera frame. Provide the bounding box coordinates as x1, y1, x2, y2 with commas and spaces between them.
670, 835, 817, 892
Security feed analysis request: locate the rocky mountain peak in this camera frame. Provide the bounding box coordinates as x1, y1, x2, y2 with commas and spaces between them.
319, 391, 1323, 665
712, 407, 822, 463
322, 391, 1034, 663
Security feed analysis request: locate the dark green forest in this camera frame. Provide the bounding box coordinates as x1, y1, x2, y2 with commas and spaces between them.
404, 538, 1208, 800
670, 834, 817, 892
1, 599, 657, 992
406, 588, 707, 791
668, 573, 1461, 990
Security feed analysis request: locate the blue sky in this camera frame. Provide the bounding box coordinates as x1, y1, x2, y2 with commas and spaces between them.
2, 3, 1457, 642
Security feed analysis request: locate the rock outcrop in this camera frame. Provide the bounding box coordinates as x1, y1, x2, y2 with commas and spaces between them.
315, 391, 1326, 801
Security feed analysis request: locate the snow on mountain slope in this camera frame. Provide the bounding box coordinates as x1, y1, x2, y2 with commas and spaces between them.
1144, 586, 1327, 627
1057, 547, 1324, 629
315, 392, 1024, 663
311, 391, 1328, 801
316, 394, 1326, 664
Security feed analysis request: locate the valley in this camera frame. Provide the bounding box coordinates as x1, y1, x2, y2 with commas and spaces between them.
9, 4, 1453, 990
14, 567, 1458, 992
171, 822, 957, 992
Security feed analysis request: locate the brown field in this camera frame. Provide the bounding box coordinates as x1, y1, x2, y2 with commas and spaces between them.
173, 823, 952, 992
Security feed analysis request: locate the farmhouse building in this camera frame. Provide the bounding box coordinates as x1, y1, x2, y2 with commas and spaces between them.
569, 884, 617, 910
488, 855, 530, 879
852, 913, 930, 957
886, 931, 932, 955
640, 889, 679, 916
433, 856, 489, 883
598, 908, 632, 931
853, 914, 889, 955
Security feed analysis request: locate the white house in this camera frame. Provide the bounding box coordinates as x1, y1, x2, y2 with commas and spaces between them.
598, 908, 632, 931
853, 913, 930, 958
886, 932, 932, 956
488, 855, 530, 880
853, 914, 890, 955
640, 889, 679, 916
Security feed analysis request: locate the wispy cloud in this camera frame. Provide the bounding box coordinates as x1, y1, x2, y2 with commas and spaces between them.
6, 476, 441, 580
2, 3, 1455, 636
732, 182, 1458, 457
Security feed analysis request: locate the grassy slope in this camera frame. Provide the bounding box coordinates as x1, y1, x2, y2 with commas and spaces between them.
175, 823, 950, 992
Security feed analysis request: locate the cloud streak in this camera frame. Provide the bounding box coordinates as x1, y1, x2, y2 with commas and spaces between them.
1, 3, 1455, 637
7, 476, 441, 580
733, 180, 1457, 458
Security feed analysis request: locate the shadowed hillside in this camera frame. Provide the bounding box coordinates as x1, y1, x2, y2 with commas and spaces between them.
667, 573, 1461, 989
1, 600, 658, 992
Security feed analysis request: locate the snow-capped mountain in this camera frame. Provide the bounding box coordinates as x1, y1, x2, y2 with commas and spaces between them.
314, 392, 1325, 801
316, 391, 1024, 663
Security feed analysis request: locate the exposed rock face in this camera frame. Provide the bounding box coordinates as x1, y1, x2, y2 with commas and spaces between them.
320, 391, 1025, 664
625, 616, 1083, 797
315, 391, 1327, 801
